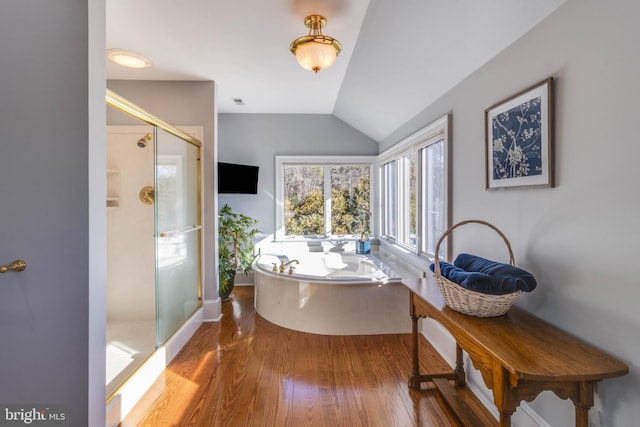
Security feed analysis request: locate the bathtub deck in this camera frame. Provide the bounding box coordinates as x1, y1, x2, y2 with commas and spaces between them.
122, 286, 480, 426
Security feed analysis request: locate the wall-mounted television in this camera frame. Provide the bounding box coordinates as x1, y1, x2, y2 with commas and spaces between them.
218, 162, 259, 194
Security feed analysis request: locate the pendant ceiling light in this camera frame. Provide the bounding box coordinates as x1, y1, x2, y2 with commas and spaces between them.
290, 15, 342, 73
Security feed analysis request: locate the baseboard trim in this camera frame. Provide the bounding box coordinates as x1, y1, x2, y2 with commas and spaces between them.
203, 298, 222, 322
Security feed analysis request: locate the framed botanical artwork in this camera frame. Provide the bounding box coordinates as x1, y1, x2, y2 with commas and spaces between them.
485, 77, 554, 190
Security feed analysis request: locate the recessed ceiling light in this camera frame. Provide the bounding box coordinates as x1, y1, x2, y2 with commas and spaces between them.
106, 49, 152, 69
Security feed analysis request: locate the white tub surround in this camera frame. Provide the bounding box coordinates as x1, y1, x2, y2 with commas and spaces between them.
254, 252, 412, 335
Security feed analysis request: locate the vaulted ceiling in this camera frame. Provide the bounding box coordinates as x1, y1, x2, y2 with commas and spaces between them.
106, 0, 567, 142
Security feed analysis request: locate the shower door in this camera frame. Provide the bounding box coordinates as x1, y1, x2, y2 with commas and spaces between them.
106, 89, 204, 402
155, 129, 202, 344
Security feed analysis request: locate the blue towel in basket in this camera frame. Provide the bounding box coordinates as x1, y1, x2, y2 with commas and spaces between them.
454, 253, 537, 294
429, 262, 497, 294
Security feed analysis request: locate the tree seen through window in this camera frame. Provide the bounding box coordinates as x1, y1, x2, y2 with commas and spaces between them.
284, 164, 370, 237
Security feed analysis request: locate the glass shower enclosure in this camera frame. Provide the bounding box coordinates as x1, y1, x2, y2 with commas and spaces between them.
155, 130, 201, 344
106, 90, 202, 398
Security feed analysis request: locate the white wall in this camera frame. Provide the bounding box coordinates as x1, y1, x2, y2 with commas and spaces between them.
381, 0, 639, 425
89, 0, 107, 424
218, 114, 378, 241
106, 127, 156, 321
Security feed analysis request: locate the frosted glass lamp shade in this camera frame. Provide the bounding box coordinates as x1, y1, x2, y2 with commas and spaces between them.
295, 42, 338, 73
290, 15, 342, 73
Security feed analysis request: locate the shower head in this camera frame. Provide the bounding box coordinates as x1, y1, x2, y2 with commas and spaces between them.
137, 133, 152, 148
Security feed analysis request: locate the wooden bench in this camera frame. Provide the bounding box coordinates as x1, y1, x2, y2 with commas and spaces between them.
402, 276, 629, 427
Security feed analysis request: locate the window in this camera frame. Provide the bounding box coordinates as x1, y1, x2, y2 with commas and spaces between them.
276, 156, 375, 240
381, 161, 397, 239
330, 165, 371, 235
421, 140, 446, 256
283, 165, 324, 236
379, 115, 449, 260
398, 151, 417, 248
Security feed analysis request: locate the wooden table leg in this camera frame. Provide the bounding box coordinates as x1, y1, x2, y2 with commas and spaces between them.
494, 363, 515, 427
409, 315, 421, 389
573, 381, 595, 427
455, 343, 465, 387
499, 413, 512, 427
575, 406, 589, 427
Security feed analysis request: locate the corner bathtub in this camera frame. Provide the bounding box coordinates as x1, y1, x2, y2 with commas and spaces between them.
254, 252, 412, 335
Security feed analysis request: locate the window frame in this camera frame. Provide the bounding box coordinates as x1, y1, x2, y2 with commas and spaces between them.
380, 161, 397, 242
378, 115, 450, 261
275, 155, 378, 241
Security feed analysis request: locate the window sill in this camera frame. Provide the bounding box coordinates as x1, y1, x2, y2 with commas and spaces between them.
376, 239, 433, 276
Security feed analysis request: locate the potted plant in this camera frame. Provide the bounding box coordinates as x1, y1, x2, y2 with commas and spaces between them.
218, 204, 259, 301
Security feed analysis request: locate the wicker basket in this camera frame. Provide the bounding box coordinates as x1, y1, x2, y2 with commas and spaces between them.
433, 220, 523, 317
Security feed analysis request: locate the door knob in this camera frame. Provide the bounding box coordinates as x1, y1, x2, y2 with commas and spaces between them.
0, 259, 27, 273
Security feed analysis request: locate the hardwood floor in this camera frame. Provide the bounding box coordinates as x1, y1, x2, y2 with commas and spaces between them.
122, 286, 464, 427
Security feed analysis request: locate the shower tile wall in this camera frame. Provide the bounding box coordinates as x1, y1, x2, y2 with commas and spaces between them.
106, 125, 156, 396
